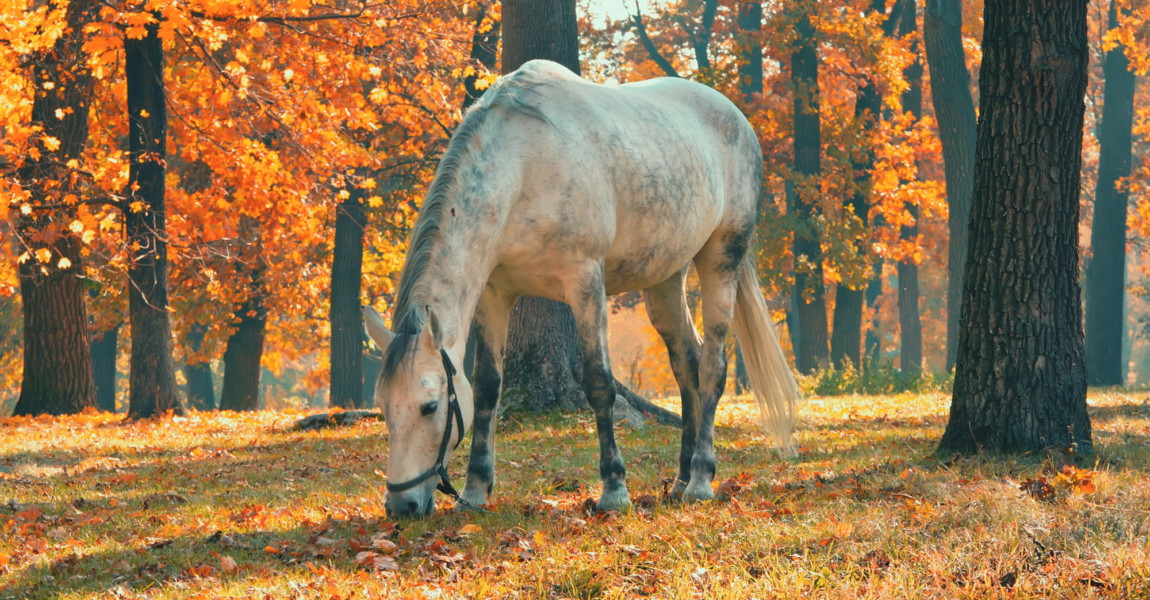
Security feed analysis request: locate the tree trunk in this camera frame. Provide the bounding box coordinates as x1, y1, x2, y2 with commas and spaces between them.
12, 0, 98, 417
737, 2, 763, 106
363, 348, 382, 408
330, 187, 367, 408
939, 0, 1091, 455
1084, 0, 1135, 386
462, 0, 501, 112
897, 0, 923, 373
923, 0, 977, 372
789, 6, 829, 374
499, 0, 587, 413
183, 322, 215, 410
218, 217, 267, 412
735, 2, 760, 390
832, 0, 892, 370
90, 324, 119, 412
124, 21, 183, 419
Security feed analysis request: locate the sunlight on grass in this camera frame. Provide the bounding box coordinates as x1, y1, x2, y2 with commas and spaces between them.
2, 392, 1149, 599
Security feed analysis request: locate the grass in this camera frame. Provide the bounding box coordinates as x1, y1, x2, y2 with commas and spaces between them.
2, 391, 1149, 599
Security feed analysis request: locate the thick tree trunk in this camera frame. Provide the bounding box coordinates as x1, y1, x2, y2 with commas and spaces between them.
124, 22, 183, 419
495, 0, 686, 427
1084, 0, 1135, 387
218, 217, 267, 412
90, 324, 119, 412
898, 0, 923, 373
923, 0, 977, 371
183, 322, 215, 410
789, 7, 829, 374
12, 0, 98, 417
499, 0, 587, 413
939, 0, 1091, 455
330, 188, 366, 408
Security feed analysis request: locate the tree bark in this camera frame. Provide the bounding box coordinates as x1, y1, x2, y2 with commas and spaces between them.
218, 217, 267, 411
939, 0, 1091, 455
1084, 0, 1135, 386
330, 187, 367, 408
789, 6, 829, 374
897, 0, 923, 373
12, 0, 98, 417
124, 21, 183, 419
90, 324, 119, 412
183, 322, 216, 410
499, 0, 588, 413
737, 2, 762, 106
923, 0, 977, 371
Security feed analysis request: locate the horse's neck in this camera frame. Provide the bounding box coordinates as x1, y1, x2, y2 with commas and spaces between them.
410, 153, 510, 354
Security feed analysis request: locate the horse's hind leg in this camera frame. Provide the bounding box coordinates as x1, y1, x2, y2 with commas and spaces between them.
459, 289, 515, 509
568, 265, 631, 512
682, 243, 743, 502
641, 268, 703, 499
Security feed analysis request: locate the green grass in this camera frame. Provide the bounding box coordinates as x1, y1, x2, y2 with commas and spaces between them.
2, 391, 1149, 599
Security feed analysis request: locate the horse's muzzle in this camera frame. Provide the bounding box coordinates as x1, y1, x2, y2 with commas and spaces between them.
385, 492, 435, 518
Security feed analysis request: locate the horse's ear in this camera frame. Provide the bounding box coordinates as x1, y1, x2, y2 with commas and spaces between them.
362, 305, 394, 350
422, 305, 442, 349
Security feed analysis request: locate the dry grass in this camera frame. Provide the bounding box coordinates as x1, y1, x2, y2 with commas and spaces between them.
2, 391, 1149, 599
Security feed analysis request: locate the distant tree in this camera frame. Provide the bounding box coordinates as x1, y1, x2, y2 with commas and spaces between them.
183, 322, 216, 410
940, 0, 1091, 454
330, 183, 367, 409
90, 324, 119, 412
790, 1, 829, 373
218, 216, 267, 412
897, 0, 923, 373
1085, 0, 1136, 387
923, 0, 977, 372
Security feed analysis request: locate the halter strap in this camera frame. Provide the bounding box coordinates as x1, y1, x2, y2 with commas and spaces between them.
385, 350, 484, 510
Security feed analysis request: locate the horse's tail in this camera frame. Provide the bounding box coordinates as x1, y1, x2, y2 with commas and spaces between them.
731, 255, 802, 456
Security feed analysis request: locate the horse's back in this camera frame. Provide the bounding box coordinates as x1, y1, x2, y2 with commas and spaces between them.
483, 61, 762, 296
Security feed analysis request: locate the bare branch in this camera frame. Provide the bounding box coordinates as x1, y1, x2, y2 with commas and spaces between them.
630, 2, 680, 78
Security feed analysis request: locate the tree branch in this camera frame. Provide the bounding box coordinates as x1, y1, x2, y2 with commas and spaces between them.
630, 2, 680, 78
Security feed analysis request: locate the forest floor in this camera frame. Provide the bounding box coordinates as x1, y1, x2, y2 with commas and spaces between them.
1, 391, 1149, 599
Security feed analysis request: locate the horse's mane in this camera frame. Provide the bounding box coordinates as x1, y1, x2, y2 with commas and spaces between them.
380, 65, 565, 382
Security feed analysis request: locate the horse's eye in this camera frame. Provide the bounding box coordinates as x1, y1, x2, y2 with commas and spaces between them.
420, 400, 439, 417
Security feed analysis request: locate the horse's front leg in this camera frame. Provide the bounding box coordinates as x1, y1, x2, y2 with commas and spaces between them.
458, 292, 514, 510
571, 268, 631, 512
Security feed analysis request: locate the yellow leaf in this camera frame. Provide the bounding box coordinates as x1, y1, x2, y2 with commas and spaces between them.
139, 109, 150, 118
459, 523, 482, 535
42, 136, 61, 151
35, 248, 52, 264
55, 108, 65, 120
57, 257, 72, 270
70, 220, 84, 233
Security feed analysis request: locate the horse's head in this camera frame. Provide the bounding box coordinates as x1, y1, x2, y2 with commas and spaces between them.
364, 305, 474, 518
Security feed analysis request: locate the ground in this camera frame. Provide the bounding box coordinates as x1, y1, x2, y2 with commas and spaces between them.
1, 391, 1149, 599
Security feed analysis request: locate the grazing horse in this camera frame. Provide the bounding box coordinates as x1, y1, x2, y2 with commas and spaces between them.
363, 60, 800, 518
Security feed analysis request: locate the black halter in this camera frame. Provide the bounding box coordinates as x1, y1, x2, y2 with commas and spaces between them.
385, 349, 482, 510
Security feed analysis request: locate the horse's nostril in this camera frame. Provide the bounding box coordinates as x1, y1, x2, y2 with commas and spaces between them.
406, 500, 420, 515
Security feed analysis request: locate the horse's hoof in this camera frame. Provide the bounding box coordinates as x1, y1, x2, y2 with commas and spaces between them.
453, 491, 488, 512
596, 489, 632, 513
682, 480, 714, 503
666, 480, 688, 502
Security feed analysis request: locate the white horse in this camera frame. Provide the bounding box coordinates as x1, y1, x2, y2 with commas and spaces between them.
364, 60, 800, 518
